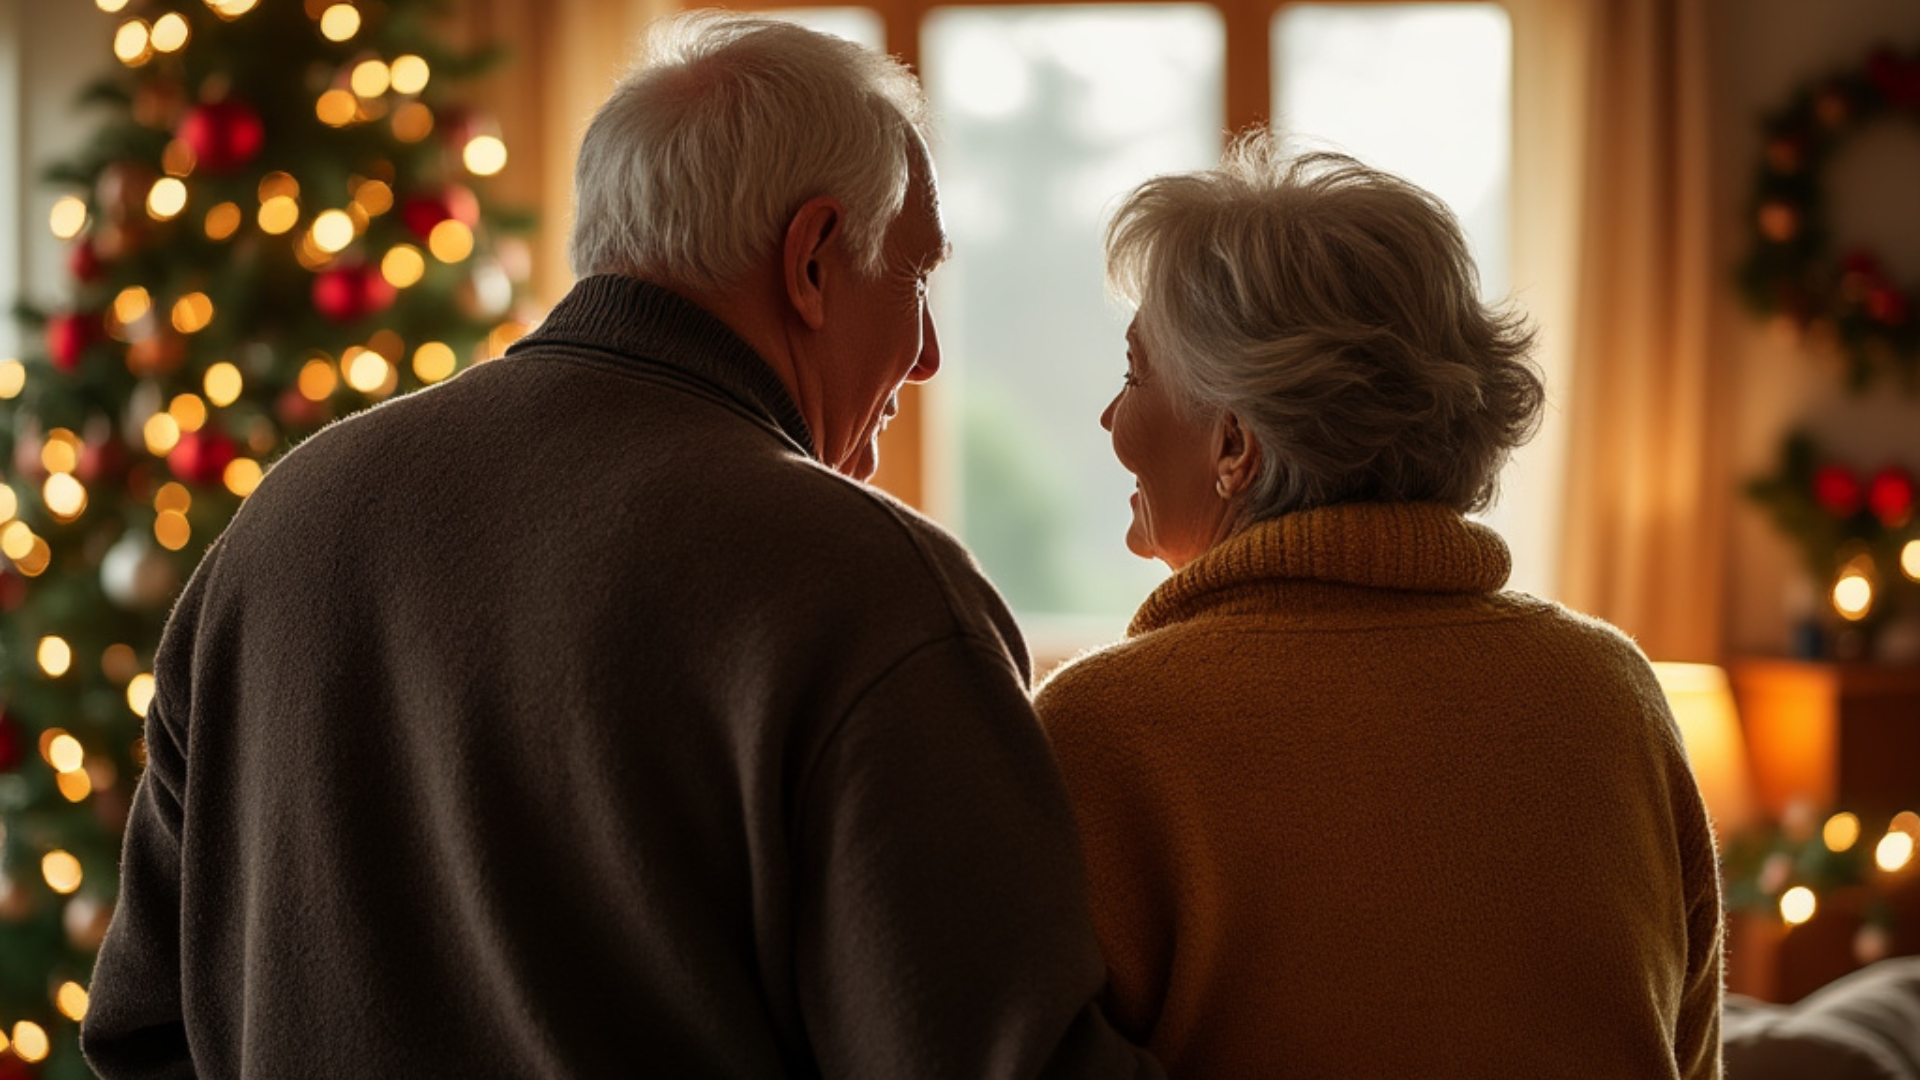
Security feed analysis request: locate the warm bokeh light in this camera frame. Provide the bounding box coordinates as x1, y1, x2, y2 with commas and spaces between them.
0, 521, 34, 560
128, 672, 157, 717
205, 361, 244, 406
1833, 573, 1873, 621
102, 644, 139, 684
312, 209, 356, 254
0, 358, 24, 398
209, 0, 262, 17
344, 349, 394, 394
114, 19, 153, 66
1878, 829, 1916, 873
428, 219, 474, 263
41, 429, 80, 474
43, 473, 88, 520
115, 285, 153, 324
56, 769, 93, 802
50, 195, 89, 240
15, 536, 49, 577
155, 481, 192, 514
10, 1020, 49, 1063
1824, 812, 1861, 852
1779, 885, 1817, 925
225, 458, 264, 497
163, 137, 199, 177
295, 232, 335, 271
381, 244, 426, 289
463, 135, 508, 177
169, 393, 209, 433
1904, 540, 1920, 582
38, 636, 73, 677
148, 177, 188, 221
1894, 811, 1920, 836
487, 321, 530, 359
41, 851, 82, 895
316, 88, 359, 128
319, 3, 361, 41
98, 0, 131, 12
155, 509, 192, 551
298, 357, 338, 401
391, 101, 434, 142
259, 171, 300, 202
56, 982, 89, 1022
150, 11, 191, 51
259, 195, 300, 235
144, 412, 183, 456
206, 201, 243, 241
172, 292, 216, 334
353, 178, 394, 216
390, 54, 430, 94
47, 733, 85, 773
351, 59, 391, 98
413, 341, 457, 383
0, 483, 15, 522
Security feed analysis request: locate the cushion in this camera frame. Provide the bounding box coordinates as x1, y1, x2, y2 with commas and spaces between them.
1725, 957, 1920, 1080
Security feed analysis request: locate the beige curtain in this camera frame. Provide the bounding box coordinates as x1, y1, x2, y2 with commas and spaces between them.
1554, 0, 1727, 663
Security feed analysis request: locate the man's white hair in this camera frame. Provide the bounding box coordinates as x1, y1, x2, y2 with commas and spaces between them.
569, 11, 931, 291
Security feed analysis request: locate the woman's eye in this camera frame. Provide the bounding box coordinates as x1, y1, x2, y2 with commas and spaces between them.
1122, 370, 1140, 389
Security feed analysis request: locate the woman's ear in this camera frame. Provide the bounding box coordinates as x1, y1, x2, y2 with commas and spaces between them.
1213, 411, 1261, 500
782, 196, 842, 331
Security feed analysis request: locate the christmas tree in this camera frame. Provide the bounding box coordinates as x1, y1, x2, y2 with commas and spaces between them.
0, 2, 529, 1073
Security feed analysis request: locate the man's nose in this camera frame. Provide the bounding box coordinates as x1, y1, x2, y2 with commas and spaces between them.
909, 307, 940, 382
1100, 394, 1118, 432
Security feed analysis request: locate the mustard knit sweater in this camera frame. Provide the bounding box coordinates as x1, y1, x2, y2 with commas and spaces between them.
1036, 503, 1722, 1079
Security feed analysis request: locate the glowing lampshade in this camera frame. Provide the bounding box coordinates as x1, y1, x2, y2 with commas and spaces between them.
1653, 662, 1757, 833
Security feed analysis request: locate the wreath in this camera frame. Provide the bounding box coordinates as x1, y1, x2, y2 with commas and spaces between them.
1737, 44, 1920, 392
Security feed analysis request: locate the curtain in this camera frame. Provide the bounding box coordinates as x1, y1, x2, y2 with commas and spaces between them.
1554, 0, 1727, 663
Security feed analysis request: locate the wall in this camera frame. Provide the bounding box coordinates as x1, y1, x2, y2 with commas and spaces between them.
1710, 0, 1920, 657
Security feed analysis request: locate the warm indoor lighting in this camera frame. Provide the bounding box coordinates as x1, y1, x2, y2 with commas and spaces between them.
259, 195, 300, 235
38, 636, 73, 677
114, 285, 153, 324
114, 19, 153, 66
0, 521, 34, 560
1651, 662, 1756, 832
155, 482, 192, 514
428, 219, 474, 263
41, 430, 80, 474
1824, 811, 1861, 852
259, 172, 300, 202
155, 509, 192, 551
413, 341, 457, 383
50, 196, 89, 239
206, 201, 243, 241
41, 851, 82, 895
319, 3, 361, 41
316, 88, 359, 127
353, 179, 394, 216
98, 0, 131, 11
147, 177, 188, 221
0, 358, 24, 398
14, 536, 49, 577
144, 412, 182, 456
43, 473, 87, 520
56, 769, 93, 802
381, 244, 426, 288
162, 137, 198, 177
344, 349, 393, 394
169, 393, 209, 433
462, 135, 508, 177
128, 672, 157, 717
391, 101, 434, 142
10, 1020, 48, 1063
1833, 573, 1874, 620
208, 0, 262, 17
351, 59, 391, 98
172, 292, 215, 334
1903, 540, 1920, 582
1878, 829, 1916, 873
47, 733, 84, 774
150, 12, 190, 51
1779, 885, 1817, 925
56, 981, 89, 1022
312, 209, 357, 254
225, 458, 264, 497
202, 362, 244, 407
390, 54, 430, 94
298, 357, 338, 400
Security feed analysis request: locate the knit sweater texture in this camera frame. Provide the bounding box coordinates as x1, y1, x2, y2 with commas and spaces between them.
83, 274, 1160, 1080
1035, 502, 1723, 1079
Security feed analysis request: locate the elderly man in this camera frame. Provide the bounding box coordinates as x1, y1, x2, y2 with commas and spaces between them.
83, 14, 1158, 1080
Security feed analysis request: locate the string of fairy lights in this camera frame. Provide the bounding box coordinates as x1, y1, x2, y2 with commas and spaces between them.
0, 0, 528, 1061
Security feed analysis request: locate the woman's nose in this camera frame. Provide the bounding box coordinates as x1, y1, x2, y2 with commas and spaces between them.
1100, 394, 1118, 432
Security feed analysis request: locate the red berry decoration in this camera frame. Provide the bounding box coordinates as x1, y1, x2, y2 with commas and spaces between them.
1868, 466, 1916, 527
177, 99, 266, 174
46, 311, 100, 372
312, 263, 397, 323
1813, 464, 1863, 517
168, 427, 239, 487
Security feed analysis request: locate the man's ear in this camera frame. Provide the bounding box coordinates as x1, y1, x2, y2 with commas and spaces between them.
1214, 411, 1262, 500
783, 195, 842, 331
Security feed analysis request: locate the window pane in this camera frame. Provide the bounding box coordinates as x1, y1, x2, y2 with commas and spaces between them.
1273, 3, 1511, 297
765, 7, 885, 49
923, 5, 1224, 642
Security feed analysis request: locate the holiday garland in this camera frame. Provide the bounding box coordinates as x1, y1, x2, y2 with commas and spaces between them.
1736, 44, 1920, 392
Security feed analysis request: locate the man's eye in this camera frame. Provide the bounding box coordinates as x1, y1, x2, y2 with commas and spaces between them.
1122, 370, 1140, 388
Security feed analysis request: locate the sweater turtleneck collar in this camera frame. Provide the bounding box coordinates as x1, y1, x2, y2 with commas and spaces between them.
1129, 502, 1512, 637
510, 273, 815, 458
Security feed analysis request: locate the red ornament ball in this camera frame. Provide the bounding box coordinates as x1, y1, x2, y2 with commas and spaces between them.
70, 238, 107, 283
1867, 287, 1909, 327
168, 427, 239, 487
400, 187, 480, 241
1868, 466, 1916, 527
177, 99, 266, 174
312, 263, 397, 323
46, 311, 100, 372
1813, 464, 1863, 517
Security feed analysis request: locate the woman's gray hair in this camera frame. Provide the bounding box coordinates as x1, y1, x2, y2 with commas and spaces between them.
569, 12, 931, 290
1107, 132, 1544, 519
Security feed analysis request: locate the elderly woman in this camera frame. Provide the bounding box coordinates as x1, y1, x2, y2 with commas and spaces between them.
1036, 136, 1723, 1079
